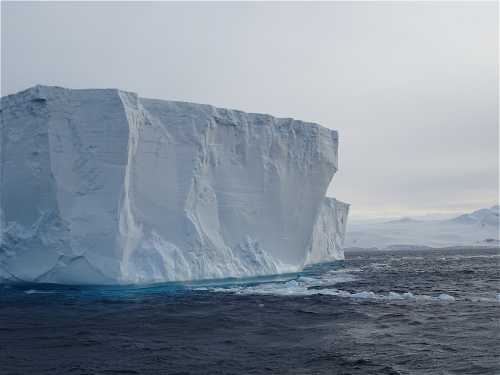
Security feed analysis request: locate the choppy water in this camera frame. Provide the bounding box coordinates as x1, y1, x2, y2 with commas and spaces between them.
1, 248, 499, 374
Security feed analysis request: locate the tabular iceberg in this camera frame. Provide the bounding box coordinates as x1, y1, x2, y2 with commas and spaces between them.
0, 85, 349, 284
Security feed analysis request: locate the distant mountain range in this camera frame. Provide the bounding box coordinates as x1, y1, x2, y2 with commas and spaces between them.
446, 205, 499, 227
345, 205, 500, 250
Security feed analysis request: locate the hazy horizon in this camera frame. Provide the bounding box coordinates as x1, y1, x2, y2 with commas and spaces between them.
2, 1, 498, 219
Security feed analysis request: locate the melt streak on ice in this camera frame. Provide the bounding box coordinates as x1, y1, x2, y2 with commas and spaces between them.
0, 86, 349, 284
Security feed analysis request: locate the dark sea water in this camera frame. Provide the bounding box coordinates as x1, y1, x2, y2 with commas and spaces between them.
1, 248, 499, 375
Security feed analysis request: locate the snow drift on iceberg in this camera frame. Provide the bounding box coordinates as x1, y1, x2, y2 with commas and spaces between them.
0, 85, 349, 284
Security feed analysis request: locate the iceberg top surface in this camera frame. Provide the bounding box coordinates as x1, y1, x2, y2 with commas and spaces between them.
1, 85, 338, 138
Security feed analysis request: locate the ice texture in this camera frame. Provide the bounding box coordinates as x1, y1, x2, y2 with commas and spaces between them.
0, 86, 348, 284
306, 198, 349, 265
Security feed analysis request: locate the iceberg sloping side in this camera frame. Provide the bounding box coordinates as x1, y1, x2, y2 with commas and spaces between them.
0, 85, 348, 284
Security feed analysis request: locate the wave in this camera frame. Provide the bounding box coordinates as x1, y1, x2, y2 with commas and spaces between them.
24, 289, 55, 295
195, 269, 463, 302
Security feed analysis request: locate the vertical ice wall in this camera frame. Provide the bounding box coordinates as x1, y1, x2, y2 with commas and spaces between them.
0, 86, 349, 284
0, 86, 132, 283
306, 198, 350, 265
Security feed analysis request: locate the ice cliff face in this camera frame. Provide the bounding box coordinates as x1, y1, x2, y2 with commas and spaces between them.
306, 198, 349, 265
0, 86, 348, 284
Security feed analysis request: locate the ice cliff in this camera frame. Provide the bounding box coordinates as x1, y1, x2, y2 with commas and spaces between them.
306, 198, 349, 265
0, 86, 349, 284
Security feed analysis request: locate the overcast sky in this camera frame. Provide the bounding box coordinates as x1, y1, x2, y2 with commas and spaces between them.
1, 1, 498, 219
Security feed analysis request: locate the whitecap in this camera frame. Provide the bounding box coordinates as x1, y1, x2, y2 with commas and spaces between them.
351, 291, 377, 299
24, 289, 54, 294
387, 291, 415, 300
436, 293, 455, 301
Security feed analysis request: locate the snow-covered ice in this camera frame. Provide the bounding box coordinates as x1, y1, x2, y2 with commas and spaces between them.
346, 206, 500, 250
0, 85, 349, 284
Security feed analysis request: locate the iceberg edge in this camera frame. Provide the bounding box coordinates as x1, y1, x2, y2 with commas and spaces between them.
0, 85, 349, 284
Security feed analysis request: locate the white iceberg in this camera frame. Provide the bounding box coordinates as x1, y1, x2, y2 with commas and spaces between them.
0, 85, 349, 284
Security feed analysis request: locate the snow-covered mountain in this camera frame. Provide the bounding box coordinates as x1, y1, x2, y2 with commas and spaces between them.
346, 206, 499, 250
0, 85, 349, 284
446, 205, 499, 227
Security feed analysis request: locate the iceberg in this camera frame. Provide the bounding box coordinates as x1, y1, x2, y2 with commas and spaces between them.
0, 85, 349, 284
306, 198, 349, 265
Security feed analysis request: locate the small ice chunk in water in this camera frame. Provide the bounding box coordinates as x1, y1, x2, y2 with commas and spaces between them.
352, 291, 377, 299
437, 293, 455, 301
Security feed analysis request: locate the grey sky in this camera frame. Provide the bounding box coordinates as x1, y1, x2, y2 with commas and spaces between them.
1, 1, 498, 219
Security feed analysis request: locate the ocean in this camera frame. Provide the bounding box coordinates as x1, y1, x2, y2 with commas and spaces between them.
1, 248, 498, 375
